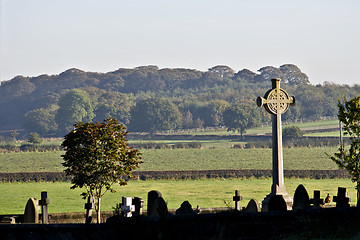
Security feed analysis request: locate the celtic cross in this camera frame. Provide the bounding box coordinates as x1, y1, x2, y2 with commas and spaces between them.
257, 78, 295, 211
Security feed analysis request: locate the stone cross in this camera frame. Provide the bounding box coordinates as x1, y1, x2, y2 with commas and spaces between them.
84, 196, 95, 224
39, 191, 50, 224
310, 190, 324, 208
257, 78, 295, 212
333, 187, 350, 208
233, 190, 243, 211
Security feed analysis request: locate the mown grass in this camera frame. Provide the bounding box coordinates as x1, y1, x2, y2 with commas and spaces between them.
0, 178, 355, 214
0, 147, 339, 172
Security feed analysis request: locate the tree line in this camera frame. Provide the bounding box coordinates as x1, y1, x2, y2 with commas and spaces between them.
0, 64, 359, 138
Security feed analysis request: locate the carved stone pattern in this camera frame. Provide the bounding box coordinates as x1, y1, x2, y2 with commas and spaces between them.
266, 89, 290, 115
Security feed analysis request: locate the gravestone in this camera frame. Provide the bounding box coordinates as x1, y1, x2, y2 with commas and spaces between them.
310, 190, 324, 208
121, 197, 135, 217
24, 198, 39, 223
132, 197, 144, 216
333, 187, 350, 208
244, 199, 261, 213
147, 190, 168, 217
268, 195, 287, 212
257, 78, 295, 212
39, 191, 50, 224
293, 184, 310, 211
84, 196, 95, 224
233, 190, 243, 211
176, 201, 195, 215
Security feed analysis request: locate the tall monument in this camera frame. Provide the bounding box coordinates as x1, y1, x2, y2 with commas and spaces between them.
257, 78, 295, 211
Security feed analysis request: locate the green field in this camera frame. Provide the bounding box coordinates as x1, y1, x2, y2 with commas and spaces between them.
0, 178, 356, 214
0, 146, 339, 172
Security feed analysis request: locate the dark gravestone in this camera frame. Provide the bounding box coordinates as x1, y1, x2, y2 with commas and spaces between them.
176, 201, 195, 215
132, 197, 144, 216
293, 184, 310, 211
24, 198, 39, 223
147, 190, 168, 217
244, 199, 261, 213
39, 191, 50, 224
84, 196, 95, 224
333, 187, 350, 208
310, 190, 324, 208
268, 195, 287, 212
233, 190, 243, 211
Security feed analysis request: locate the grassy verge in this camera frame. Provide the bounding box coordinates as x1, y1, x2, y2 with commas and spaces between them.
0, 178, 355, 215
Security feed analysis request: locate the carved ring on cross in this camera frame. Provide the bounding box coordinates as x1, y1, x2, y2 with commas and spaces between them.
257, 79, 295, 115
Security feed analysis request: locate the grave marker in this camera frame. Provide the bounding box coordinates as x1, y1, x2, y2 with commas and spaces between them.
121, 197, 135, 217
244, 199, 261, 213
268, 195, 287, 212
147, 190, 168, 217
23, 198, 39, 223
293, 184, 310, 211
39, 191, 50, 224
233, 190, 243, 211
257, 78, 295, 211
176, 201, 195, 215
310, 190, 324, 208
132, 197, 144, 216
333, 187, 350, 208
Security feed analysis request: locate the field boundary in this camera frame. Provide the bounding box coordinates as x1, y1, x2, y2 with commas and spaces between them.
0, 169, 350, 182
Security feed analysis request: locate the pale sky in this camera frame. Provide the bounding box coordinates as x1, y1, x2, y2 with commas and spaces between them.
0, 0, 359, 85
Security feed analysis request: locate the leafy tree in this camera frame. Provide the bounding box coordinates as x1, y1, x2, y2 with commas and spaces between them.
23, 107, 58, 136
55, 89, 95, 136
61, 118, 142, 223
330, 96, 360, 203
28, 132, 42, 145
10, 130, 19, 142
208, 65, 235, 78
279, 64, 309, 85
283, 126, 304, 142
129, 98, 182, 133
222, 100, 261, 137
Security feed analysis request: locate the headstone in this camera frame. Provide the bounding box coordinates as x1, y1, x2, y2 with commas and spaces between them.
244, 199, 261, 213
310, 190, 324, 208
257, 78, 295, 212
39, 191, 50, 224
24, 198, 39, 223
84, 196, 95, 224
121, 197, 135, 217
176, 201, 195, 215
147, 190, 168, 217
293, 184, 310, 211
268, 195, 287, 212
132, 197, 144, 216
0, 216, 16, 224
333, 187, 350, 208
325, 193, 331, 204
233, 190, 243, 211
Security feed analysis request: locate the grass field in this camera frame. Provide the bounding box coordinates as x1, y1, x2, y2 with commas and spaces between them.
0, 178, 356, 214
0, 146, 339, 172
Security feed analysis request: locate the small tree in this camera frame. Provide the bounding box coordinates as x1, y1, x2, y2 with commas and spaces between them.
28, 132, 43, 145
330, 96, 360, 203
283, 126, 304, 142
61, 117, 142, 223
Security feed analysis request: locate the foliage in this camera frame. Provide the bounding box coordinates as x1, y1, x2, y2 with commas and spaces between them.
61, 117, 142, 222
283, 126, 304, 142
55, 89, 95, 136
24, 107, 58, 136
330, 96, 360, 202
28, 132, 43, 145
129, 98, 182, 133
222, 100, 261, 136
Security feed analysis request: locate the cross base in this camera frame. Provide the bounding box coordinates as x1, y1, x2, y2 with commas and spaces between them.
261, 192, 293, 212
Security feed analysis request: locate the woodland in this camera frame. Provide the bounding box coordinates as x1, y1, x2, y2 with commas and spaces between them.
0, 64, 359, 138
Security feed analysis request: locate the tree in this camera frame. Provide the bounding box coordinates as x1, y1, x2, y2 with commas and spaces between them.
222, 100, 261, 137
28, 132, 43, 145
279, 64, 309, 85
23, 107, 58, 136
283, 126, 304, 142
208, 65, 235, 78
55, 89, 95, 136
61, 117, 142, 223
129, 98, 182, 134
330, 95, 360, 203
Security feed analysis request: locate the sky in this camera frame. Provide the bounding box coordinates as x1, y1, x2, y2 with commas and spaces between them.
0, 0, 359, 85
